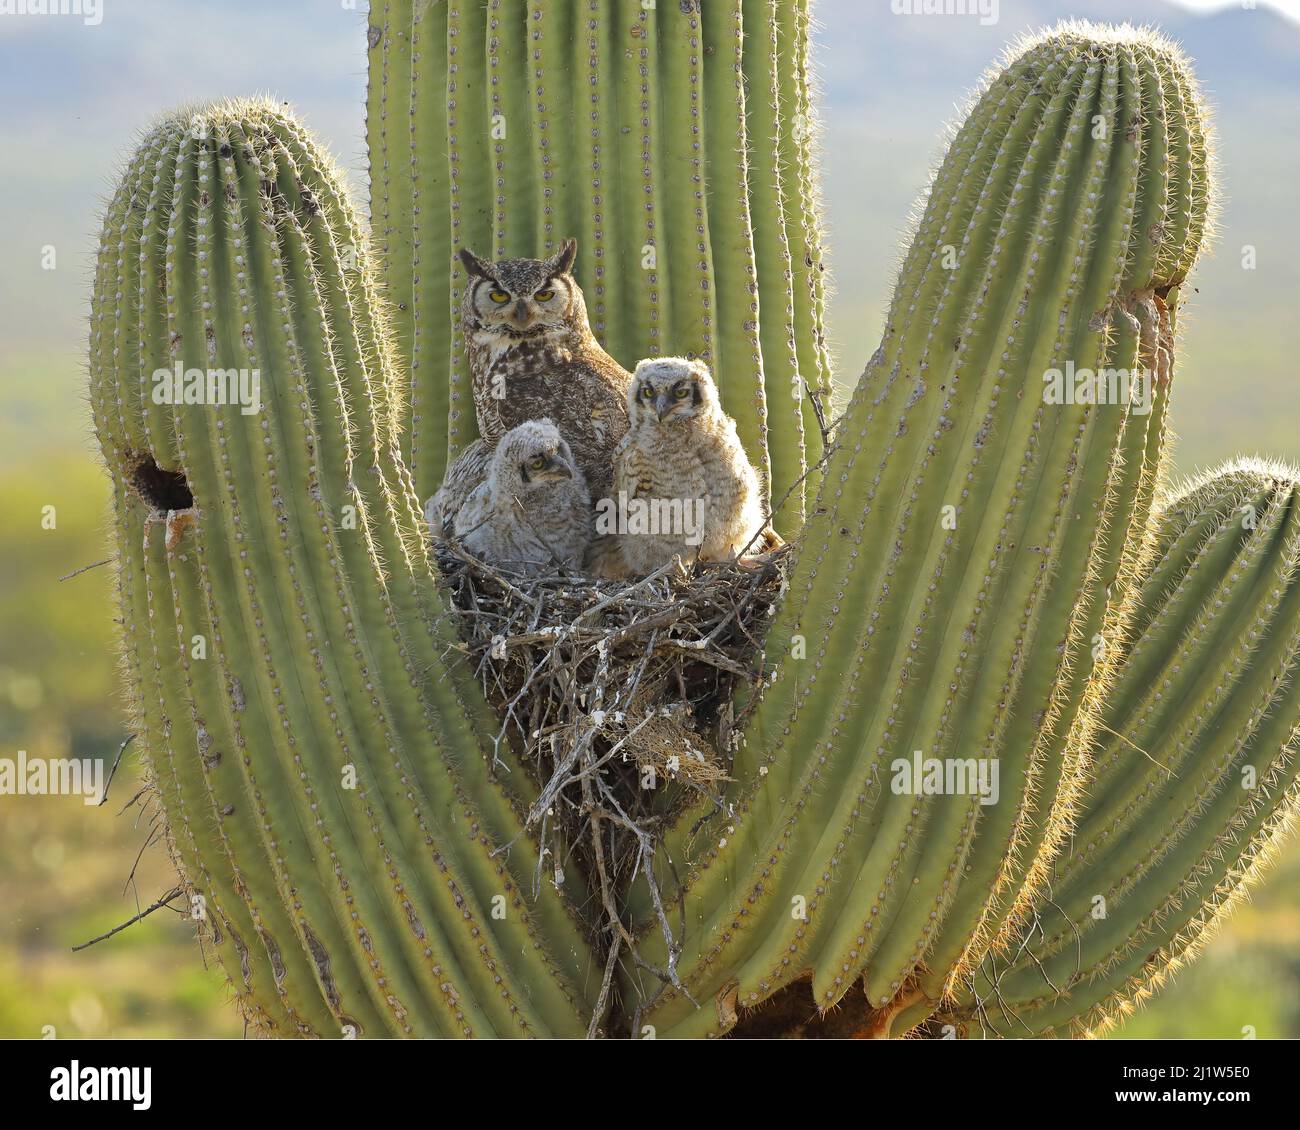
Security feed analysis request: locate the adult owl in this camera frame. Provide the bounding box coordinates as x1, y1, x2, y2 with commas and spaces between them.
458, 238, 631, 501
610, 357, 769, 576
452, 419, 591, 575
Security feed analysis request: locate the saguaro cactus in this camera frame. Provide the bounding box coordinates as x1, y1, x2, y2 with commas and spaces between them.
86, 8, 1299, 1039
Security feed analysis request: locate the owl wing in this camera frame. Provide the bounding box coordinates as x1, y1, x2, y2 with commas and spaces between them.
581, 350, 631, 444
613, 433, 654, 500
432, 440, 491, 533
451, 479, 494, 542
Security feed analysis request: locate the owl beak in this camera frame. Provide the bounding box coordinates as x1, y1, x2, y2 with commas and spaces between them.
511, 299, 531, 327
544, 454, 573, 479
654, 394, 676, 421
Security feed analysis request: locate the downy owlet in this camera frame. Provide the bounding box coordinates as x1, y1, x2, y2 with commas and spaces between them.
452, 419, 591, 575
610, 357, 767, 576
458, 238, 631, 502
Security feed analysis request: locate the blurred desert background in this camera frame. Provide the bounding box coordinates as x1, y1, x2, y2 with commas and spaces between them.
1, 0, 1298, 1038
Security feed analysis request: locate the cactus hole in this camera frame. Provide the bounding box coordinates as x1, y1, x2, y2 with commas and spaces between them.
130, 454, 194, 512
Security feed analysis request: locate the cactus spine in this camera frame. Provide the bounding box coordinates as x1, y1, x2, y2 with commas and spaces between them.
85, 10, 1300, 1039
366, 0, 833, 516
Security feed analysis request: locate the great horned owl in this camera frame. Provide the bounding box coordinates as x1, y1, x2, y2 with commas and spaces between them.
611, 358, 767, 576
458, 238, 631, 501
453, 419, 591, 575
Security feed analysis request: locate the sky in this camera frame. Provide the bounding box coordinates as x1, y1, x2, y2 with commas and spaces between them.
1169, 0, 1300, 17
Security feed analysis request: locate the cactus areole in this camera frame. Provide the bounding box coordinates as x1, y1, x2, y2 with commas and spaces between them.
86, 7, 1300, 1038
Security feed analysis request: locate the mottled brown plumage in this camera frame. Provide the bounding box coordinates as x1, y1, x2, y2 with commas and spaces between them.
458, 239, 631, 501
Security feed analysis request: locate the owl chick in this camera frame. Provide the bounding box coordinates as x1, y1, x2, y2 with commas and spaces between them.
610, 358, 767, 576
453, 419, 591, 575
425, 439, 490, 535
458, 238, 631, 500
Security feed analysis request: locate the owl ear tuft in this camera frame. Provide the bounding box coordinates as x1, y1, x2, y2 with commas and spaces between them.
457, 247, 495, 280
549, 237, 578, 277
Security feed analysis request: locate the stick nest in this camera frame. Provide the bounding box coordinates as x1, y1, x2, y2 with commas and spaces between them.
432, 539, 787, 1023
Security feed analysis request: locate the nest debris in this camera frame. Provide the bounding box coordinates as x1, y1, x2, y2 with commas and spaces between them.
432, 539, 787, 1030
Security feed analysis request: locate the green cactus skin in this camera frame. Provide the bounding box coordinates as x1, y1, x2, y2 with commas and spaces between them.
89, 101, 598, 1037
365, 0, 832, 517
628, 23, 1212, 1036
929, 461, 1300, 1038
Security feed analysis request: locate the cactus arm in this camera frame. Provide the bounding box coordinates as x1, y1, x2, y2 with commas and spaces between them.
945, 464, 1300, 1037
633, 24, 1212, 1037
134, 119, 414, 1035
90, 103, 599, 1036
967, 29, 1214, 974
201, 120, 492, 1036
90, 133, 317, 1036
146, 126, 375, 1026
816, 55, 1129, 1010
922, 292, 1165, 997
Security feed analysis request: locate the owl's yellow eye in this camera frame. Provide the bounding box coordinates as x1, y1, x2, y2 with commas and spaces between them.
488, 289, 510, 304
528, 455, 547, 471
673, 385, 691, 399
534, 289, 554, 302
640, 386, 654, 398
